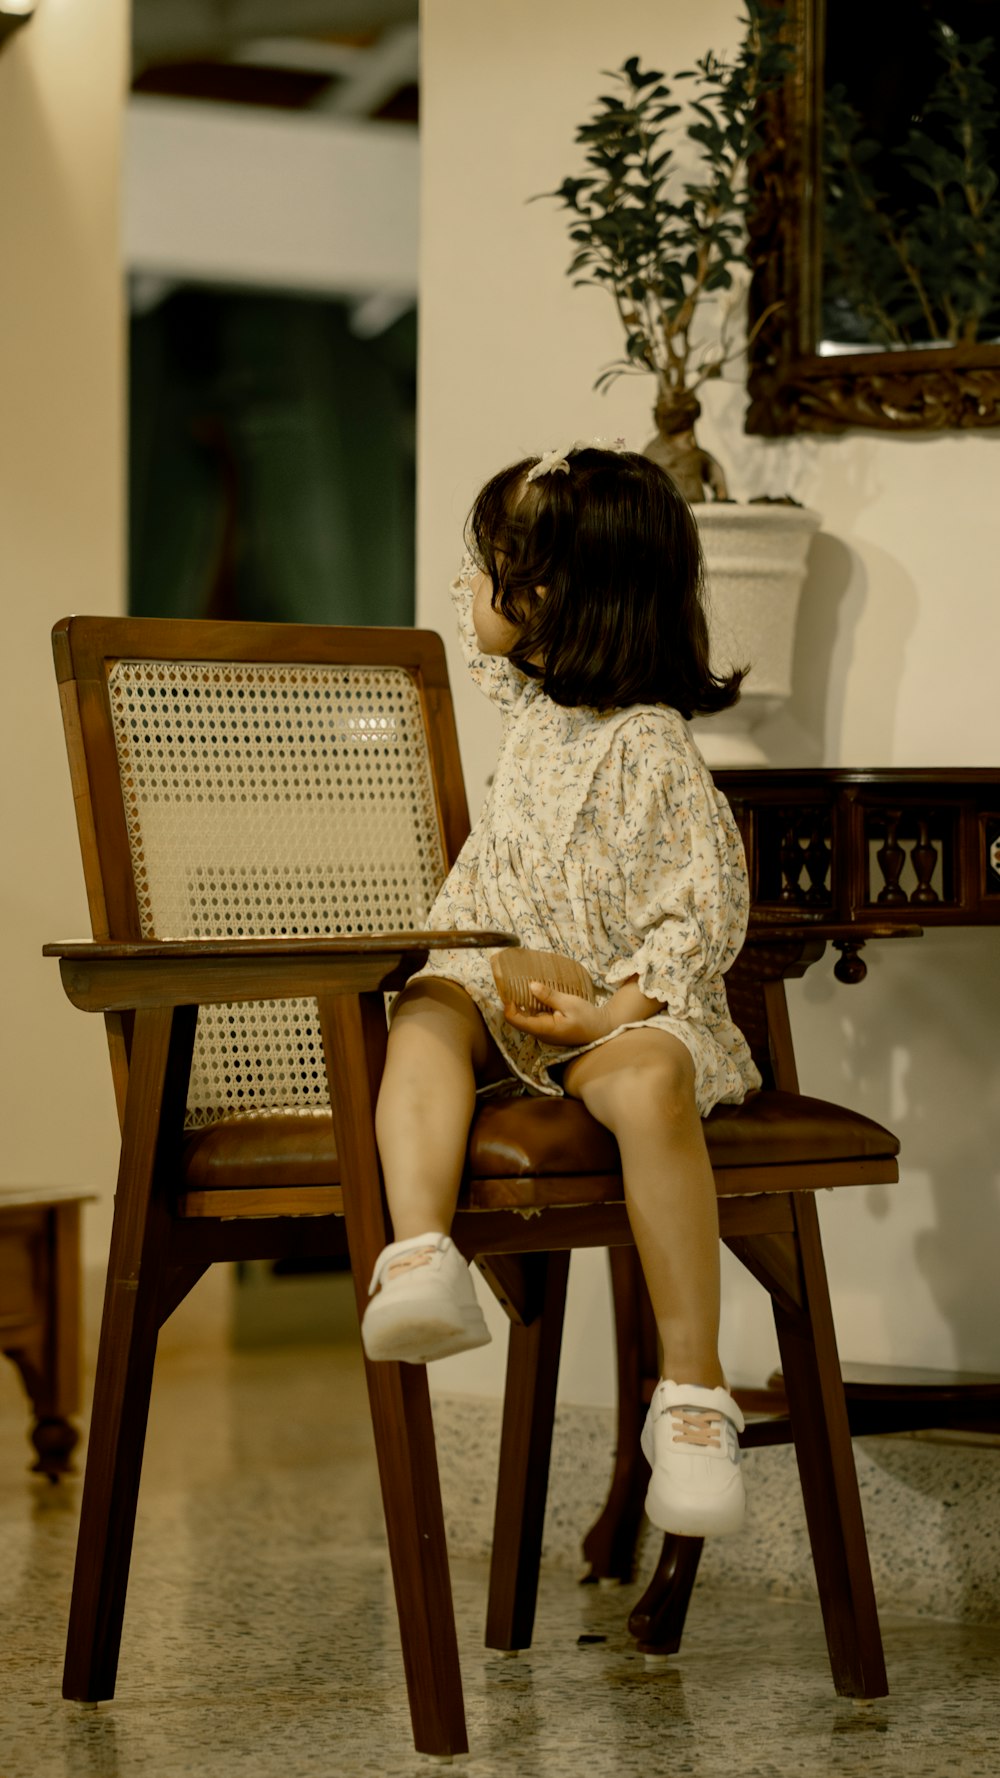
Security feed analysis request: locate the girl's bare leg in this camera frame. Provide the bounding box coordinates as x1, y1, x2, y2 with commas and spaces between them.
375, 977, 499, 1240
562, 1028, 725, 1388
362, 979, 503, 1363
564, 1028, 745, 1535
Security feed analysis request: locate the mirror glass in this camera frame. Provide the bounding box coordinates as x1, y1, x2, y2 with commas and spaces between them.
818, 0, 1000, 356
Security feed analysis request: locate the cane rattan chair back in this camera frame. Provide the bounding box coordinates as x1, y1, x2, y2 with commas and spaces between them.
113, 658, 445, 1126
60, 621, 464, 1140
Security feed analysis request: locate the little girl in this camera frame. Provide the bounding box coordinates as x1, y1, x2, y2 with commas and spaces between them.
362, 442, 760, 1539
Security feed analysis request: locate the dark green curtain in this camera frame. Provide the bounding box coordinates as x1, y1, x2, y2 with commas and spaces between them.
129, 287, 416, 625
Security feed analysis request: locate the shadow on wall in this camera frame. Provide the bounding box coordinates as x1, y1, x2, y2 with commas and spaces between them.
754, 531, 918, 766
904, 935, 1000, 1372
753, 527, 857, 765
797, 929, 1000, 1373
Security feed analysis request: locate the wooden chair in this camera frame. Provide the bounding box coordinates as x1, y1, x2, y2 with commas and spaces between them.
46, 615, 900, 1759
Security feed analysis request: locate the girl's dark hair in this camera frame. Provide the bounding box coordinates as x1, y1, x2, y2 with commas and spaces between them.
467, 448, 745, 716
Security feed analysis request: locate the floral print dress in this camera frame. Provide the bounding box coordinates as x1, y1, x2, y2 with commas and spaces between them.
411, 558, 761, 1117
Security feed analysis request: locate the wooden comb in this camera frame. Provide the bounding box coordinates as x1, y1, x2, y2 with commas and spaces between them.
490, 948, 597, 1014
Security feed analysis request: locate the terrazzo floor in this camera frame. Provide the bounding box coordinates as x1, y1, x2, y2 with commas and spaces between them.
1, 1293, 998, 1778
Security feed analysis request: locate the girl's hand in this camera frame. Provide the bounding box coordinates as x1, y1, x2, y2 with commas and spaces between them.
502, 983, 610, 1048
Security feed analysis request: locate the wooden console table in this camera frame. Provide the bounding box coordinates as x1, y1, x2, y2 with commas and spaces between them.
717, 765, 1000, 966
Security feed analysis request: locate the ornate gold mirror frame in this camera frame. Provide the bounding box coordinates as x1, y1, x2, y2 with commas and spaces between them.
746, 0, 1000, 435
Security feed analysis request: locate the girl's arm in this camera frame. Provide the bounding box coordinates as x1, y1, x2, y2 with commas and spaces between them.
602, 719, 749, 1015
503, 975, 660, 1047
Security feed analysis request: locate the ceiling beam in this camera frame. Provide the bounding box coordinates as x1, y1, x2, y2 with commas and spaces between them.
123, 96, 418, 299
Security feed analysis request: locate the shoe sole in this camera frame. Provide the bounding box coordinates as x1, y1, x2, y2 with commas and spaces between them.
644, 1473, 746, 1538
361, 1303, 492, 1366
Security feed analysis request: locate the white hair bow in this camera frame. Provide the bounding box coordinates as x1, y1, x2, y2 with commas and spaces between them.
524, 437, 628, 483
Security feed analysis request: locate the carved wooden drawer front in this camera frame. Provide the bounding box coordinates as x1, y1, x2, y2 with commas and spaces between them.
716, 770, 1000, 930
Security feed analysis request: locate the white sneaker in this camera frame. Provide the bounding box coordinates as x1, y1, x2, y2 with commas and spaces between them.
641, 1379, 746, 1537
360, 1233, 492, 1365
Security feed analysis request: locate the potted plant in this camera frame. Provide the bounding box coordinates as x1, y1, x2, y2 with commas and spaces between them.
540, 14, 820, 760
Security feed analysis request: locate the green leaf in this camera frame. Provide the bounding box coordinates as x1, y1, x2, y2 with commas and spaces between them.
625, 329, 651, 357
704, 264, 734, 290
539, 7, 794, 395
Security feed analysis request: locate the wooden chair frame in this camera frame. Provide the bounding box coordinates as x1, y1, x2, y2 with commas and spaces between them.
47, 615, 900, 1757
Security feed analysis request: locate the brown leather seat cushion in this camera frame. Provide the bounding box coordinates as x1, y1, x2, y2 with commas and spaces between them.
182, 1091, 898, 1194
469, 1090, 897, 1177
183, 1112, 338, 1191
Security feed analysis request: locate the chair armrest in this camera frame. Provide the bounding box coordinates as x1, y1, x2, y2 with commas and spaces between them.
42, 932, 517, 1014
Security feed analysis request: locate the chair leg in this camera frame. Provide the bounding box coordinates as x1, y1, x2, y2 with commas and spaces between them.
627, 1534, 704, 1653
318, 990, 468, 1759
771, 1196, 888, 1700
359, 1357, 469, 1754
64, 1006, 196, 1702
485, 1250, 570, 1652
581, 1245, 658, 1582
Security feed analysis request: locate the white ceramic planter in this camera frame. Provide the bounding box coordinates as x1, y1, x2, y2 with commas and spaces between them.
689, 502, 821, 766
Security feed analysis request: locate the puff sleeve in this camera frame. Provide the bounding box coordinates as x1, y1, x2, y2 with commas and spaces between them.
602, 717, 750, 1020
449, 553, 532, 710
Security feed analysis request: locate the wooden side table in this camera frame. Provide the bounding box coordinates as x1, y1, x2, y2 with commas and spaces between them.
0, 1189, 88, 1478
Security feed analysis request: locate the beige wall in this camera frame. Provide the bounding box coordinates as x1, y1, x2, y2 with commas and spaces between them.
419, 0, 1000, 1405
0, 0, 128, 1264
